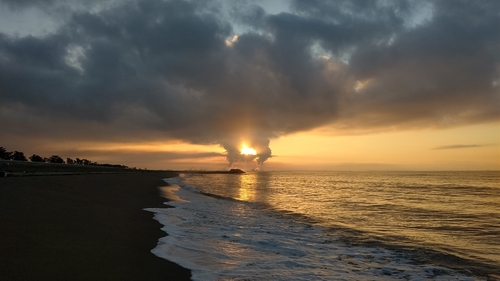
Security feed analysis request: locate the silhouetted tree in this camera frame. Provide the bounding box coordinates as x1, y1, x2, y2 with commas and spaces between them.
29, 154, 45, 162
11, 151, 27, 161
75, 158, 83, 165
66, 158, 75, 164
48, 155, 64, 164
0, 147, 12, 160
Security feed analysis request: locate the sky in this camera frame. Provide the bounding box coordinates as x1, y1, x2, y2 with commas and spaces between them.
0, 0, 498, 171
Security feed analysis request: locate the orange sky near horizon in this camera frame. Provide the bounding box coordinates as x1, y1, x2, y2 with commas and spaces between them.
270, 122, 499, 171
15, 121, 496, 171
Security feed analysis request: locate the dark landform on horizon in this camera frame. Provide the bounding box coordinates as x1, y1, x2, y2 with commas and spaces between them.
1, 160, 246, 177
1, 145, 246, 177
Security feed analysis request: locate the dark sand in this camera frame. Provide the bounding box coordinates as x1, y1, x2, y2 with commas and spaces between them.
0, 172, 191, 281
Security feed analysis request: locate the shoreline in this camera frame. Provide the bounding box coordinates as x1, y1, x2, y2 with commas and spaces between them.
0, 172, 191, 280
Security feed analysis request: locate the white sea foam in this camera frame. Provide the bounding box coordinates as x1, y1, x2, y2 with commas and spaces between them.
146, 176, 484, 281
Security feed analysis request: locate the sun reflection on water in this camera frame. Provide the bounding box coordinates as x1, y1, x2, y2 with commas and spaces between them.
180, 171, 500, 267
237, 173, 257, 201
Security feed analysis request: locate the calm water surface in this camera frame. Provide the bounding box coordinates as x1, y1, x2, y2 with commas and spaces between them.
153, 171, 500, 280
182, 171, 500, 266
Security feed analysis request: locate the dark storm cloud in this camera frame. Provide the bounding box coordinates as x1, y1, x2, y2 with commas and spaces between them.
0, 0, 56, 8
342, 0, 500, 129
284, 0, 500, 130
1, 0, 499, 165
0, 0, 118, 9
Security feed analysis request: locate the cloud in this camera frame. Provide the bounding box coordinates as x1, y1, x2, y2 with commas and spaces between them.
433, 144, 484, 150
0, 0, 499, 166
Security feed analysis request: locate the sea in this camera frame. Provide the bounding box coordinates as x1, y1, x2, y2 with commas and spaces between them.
146, 171, 500, 281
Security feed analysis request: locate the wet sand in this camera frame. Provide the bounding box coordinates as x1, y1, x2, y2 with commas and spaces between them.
0, 172, 191, 281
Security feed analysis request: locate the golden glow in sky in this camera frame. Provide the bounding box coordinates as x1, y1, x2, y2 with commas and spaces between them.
270, 122, 499, 171
11, 122, 496, 171
241, 144, 257, 155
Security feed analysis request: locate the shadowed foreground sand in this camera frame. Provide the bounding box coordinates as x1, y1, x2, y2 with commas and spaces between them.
0, 172, 191, 281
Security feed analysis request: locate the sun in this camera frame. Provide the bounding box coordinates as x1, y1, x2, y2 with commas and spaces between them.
241, 144, 257, 155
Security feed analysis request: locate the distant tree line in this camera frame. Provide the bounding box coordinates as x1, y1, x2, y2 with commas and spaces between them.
0, 146, 128, 168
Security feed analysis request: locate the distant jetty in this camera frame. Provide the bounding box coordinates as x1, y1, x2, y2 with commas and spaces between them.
177, 169, 245, 174
228, 169, 245, 173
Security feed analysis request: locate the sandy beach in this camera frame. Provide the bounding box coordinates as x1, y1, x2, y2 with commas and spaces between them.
0, 172, 191, 281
